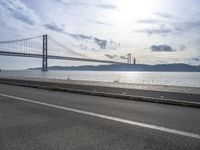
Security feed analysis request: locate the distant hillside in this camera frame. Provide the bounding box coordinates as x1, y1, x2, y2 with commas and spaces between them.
29, 63, 200, 72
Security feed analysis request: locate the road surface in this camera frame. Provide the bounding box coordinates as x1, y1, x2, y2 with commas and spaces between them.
0, 84, 199, 150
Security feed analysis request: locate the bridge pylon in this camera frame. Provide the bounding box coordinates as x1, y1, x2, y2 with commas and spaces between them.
42, 34, 48, 71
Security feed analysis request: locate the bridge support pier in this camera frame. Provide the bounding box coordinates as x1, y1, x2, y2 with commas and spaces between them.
42, 34, 48, 71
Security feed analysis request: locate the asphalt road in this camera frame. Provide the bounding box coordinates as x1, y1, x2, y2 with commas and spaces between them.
0, 84, 199, 150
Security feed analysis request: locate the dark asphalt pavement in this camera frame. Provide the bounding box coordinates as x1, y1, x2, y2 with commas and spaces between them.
0, 84, 200, 150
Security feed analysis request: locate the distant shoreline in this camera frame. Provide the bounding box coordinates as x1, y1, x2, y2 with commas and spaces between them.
28, 63, 200, 72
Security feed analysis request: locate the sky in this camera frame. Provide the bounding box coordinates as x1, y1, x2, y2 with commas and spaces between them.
0, 0, 200, 69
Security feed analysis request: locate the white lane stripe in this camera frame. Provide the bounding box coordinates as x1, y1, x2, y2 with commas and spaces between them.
0, 93, 200, 140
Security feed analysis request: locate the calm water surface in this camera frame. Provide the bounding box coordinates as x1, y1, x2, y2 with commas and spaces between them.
1, 70, 200, 88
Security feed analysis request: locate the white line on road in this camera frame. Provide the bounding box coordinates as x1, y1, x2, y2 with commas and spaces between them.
0, 93, 200, 140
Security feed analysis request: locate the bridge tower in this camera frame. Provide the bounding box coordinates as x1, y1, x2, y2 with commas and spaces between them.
42, 34, 48, 71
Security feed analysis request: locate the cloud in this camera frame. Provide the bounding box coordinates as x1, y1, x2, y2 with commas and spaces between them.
56, 0, 87, 7
105, 54, 128, 60
185, 20, 200, 30
93, 38, 107, 49
68, 33, 120, 50
96, 4, 117, 10
43, 22, 108, 50
150, 44, 175, 52
191, 58, 200, 61
137, 15, 200, 35
89, 20, 112, 26
1, 0, 39, 25
43, 22, 65, 33
174, 27, 184, 32
154, 12, 174, 19
43, 21, 120, 50
135, 24, 172, 36
137, 19, 162, 24
169, 20, 200, 34
105, 54, 117, 59
68, 34, 91, 40
180, 45, 186, 51
71, 35, 109, 50
188, 57, 200, 65
57, 0, 118, 11
12, 12, 35, 25
195, 39, 200, 45
120, 56, 127, 59
120, 56, 127, 60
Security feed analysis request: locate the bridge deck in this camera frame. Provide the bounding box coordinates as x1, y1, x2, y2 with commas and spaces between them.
0, 51, 124, 64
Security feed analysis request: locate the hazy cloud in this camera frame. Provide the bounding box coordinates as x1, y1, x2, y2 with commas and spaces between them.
43, 22, 65, 33
68, 34, 91, 40
58, 1, 117, 10
68, 33, 120, 50
174, 27, 184, 32
135, 24, 172, 36
185, 20, 200, 30
12, 12, 35, 25
137, 19, 162, 24
171, 20, 200, 33
43, 21, 119, 50
96, 4, 117, 10
89, 20, 112, 26
155, 12, 174, 19
120, 56, 127, 60
191, 57, 200, 61
93, 38, 107, 49
1, 0, 39, 25
138, 15, 200, 35
105, 54, 117, 59
195, 39, 200, 45
180, 45, 186, 51
56, 0, 87, 7
150, 44, 175, 52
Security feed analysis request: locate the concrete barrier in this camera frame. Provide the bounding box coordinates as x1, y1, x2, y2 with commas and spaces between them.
0, 77, 200, 108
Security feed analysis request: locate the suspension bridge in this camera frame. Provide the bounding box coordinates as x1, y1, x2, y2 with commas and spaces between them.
0, 34, 124, 71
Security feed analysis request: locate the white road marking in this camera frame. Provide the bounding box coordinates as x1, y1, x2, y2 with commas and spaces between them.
0, 93, 200, 140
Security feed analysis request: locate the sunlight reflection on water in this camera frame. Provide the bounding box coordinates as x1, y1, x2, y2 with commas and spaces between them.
0, 70, 200, 88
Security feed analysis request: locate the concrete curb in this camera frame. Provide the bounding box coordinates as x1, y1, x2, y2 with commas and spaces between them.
0, 79, 200, 108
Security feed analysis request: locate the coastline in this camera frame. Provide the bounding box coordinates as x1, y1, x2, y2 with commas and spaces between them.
0, 76, 200, 107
